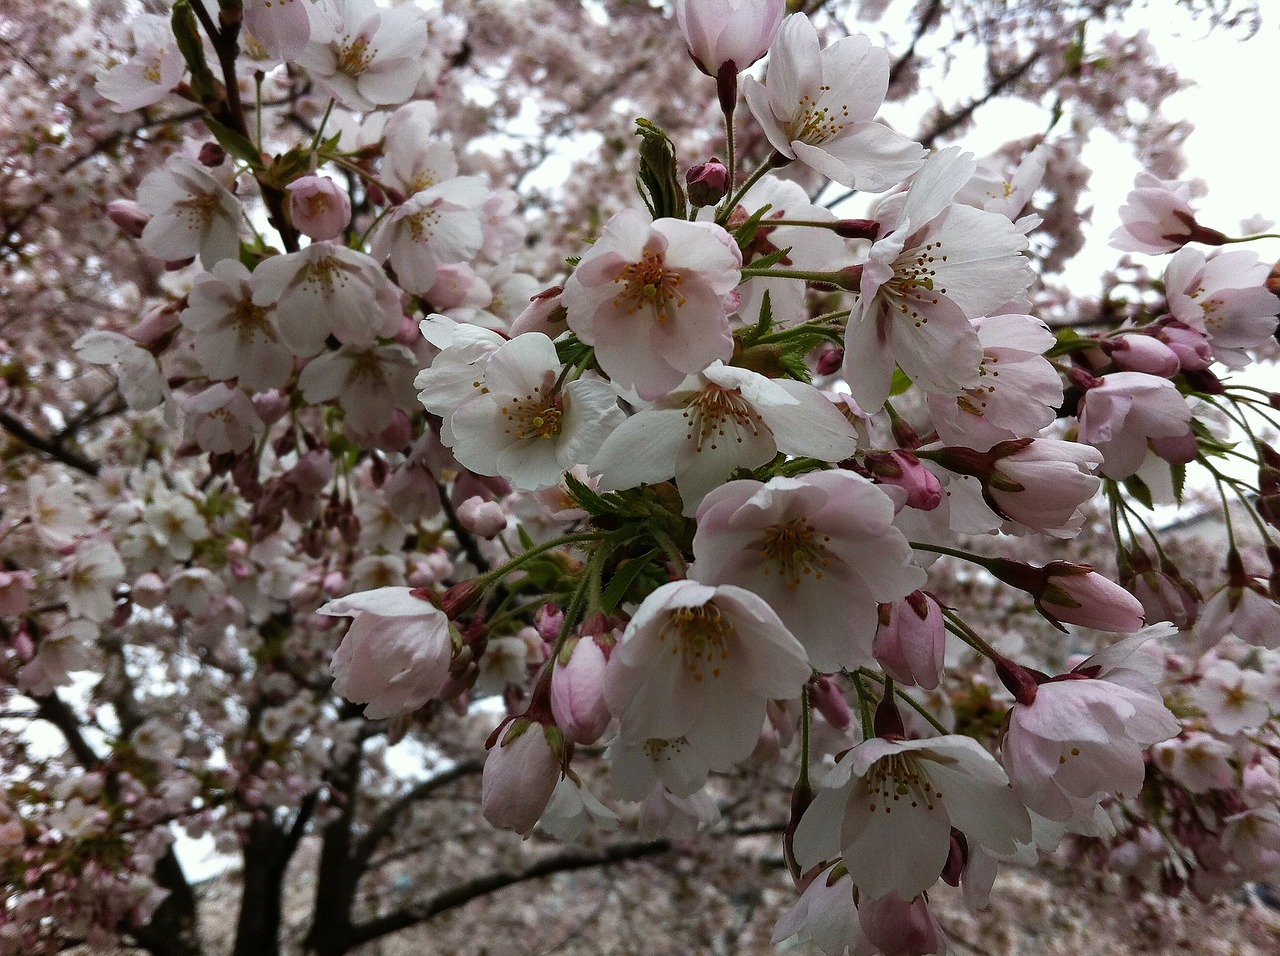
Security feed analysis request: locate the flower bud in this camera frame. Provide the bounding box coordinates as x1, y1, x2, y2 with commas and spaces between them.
675, 0, 785, 78
686, 158, 729, 207
287, 175, 352, 241
481, 717, 564, 834
872, 592, 946, 689
864, 451, 942, 511
551, 636, 613, 744
198, 142, 227, 167
1106, 334, 1180, 377
107, 200, 151, 239
808, 675, 852, 730
456, 495, 508, 539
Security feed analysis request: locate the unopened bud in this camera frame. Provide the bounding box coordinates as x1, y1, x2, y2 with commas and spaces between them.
833, 218, 879, 241
198, 142, 227, 167
686, 159, 729, 207
107, 200, 151, 239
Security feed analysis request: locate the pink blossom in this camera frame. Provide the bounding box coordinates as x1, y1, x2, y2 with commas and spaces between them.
603, 580, 811, 770
181, 259, 293, 390
772, 865, 874, 955
1038, 565, 1146, 632
481, 718, 563, 835
675, 0, 785, 77
455, 495, 507, 539
793, 734, 1032, 900
562, 209, 742, 400
95, 15, 185, 113
136, 157, 242, 268
986, 439, 1104, 538
369, 176, 487, 295
1107, 333, 1181, 377
74, 331, 175, 424
858, 893, 947, 956
182, 384, 265, 454
551, 636, 613, 745
287, 175, 351, 241
637, 786, 720, 839
0, 570, 35, 616
1196, 582, 1280, 650
318, 586, 455, 719
872, 592, 946, 689
1164, 247, 1280, 367
299, 0, 431, 111
1077, 371, 1192, 480
1110, 172, 1223, 254
244, 0, 312, 61
743, 14, 925, 192
1153, 731, 1235, 793
690, 471, 925, 672
298, 343, 418, 438
1001, 629, 1179, 830
864, 451, 943, 510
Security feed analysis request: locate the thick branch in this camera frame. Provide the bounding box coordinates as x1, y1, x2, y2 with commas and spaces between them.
0, 410, 100, 475
921, 50, 1044, 148
344, 839, 673, 950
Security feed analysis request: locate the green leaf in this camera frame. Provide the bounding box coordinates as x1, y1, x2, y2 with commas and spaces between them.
203, 115, 264, 169
634, 118, 687, 220
1123, 473, 1155, 510
747, 247, 793, 272
1170, 461, 1186, 504
601, 549, 660, 613
889, 367, 913, 396
516, 524, 536, 551
731, 202, 774, 250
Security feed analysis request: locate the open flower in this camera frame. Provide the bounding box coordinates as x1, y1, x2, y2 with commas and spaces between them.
136, 156, 242, 268
690, 471, 925, 672
562, 209, 742, 400
181, 259, 292, 390
675, 0, 785, 77
793, 734, 1032, 900
743, 14, 925, 192
603, 581, 811, 771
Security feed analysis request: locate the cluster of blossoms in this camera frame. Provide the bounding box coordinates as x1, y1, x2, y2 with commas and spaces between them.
2, 0, 1278, 952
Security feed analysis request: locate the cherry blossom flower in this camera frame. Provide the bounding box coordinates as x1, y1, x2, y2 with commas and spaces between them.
1196, 580, 1280, 650
562, 209, 742, 400
74, 331, 175, 424
590, 363, 858, 514
1077, 371, 1193, 480
446, 332, 624, 491
18, 620, 95, 696
603, 581, 811, 771
793, 733, 1032, 900
872, 591, 946, 689
286, 175, 351, 241
537, 774, 619, 841
252, 242, 404, 355
1110, 172, 1223, 254
637, 786, 721, 839
982, 439, 1104, 538
607, 736, 712, 800
318, 586, 455, 719
551, 635, 613, 745
298, 343, 418, 437
1163, 247, 1280, 367
482, 717, 563, 835
690, 471, 925, 672
62, 542, 125, 623
925, 313, 1062, 450
244, 0, 312, 61
136, 157, 242, 268
95, 15, 185, 113
675, 0, 785, 77
369, 176, 487, 295
1191, 657, 1271, 736
843, 149, 1034, 412
181, 259, 293, 390
298, 0, 430, 111
182, 384, 265, 454
743, 14, 925, 191
1000, 626, 1180, 830
772, 864, 874, 956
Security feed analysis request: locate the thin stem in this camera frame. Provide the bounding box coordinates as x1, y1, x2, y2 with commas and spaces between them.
716, 157, 778, 224
851, 672, 874, 740
310, 98, 337, 153
797, 684, 812, 794
857, 669, 950, 736
939, 608, 1003, 663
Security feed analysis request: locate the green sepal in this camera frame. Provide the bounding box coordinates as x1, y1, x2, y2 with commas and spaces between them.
634, 118, 687, 221
171, 0, 219, 104
600, 548, 660, 613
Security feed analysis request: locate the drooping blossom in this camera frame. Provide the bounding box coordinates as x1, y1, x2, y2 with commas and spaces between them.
690, 471, 925, 672
872, 591, 946, 689
61, 542, 125, 623
793, 733, 1032, 900
674, 0, 785, 77
73, 332, 175, 425
590, 363, 858, 514
772, 864, 874, 956
981, 439, 1103, 538
298, 343, 419, 438
607, 736, 711, 801
318, 586, 455, 719
445, 333, 624, 491
562, 209, 742, 400
843, 149, 1034, 412
743, 14, 925, 192
182, 384, 265, 454
136, 156, 242, 268
603, 581, 811, 771
180, 259, 293, 391
1076, 371, 1193, 480
482, 717, 563, 835
999, 626, 1181, 833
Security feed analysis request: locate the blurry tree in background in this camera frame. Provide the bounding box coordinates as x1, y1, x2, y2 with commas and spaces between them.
2, 0, 1278, 953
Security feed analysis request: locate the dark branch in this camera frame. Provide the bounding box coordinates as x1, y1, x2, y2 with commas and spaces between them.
351, 758, 485, 870
0, 410, 100, 475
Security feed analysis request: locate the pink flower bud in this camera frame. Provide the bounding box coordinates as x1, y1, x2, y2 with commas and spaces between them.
1041, 566, 1147, 632
675, 0, 785, 77
550, 636, 612, 744
107, 200, 151, 239
686, 158, 729, 207
287, 175, 352, 241
130, 573, 166, 610
251, 389, 291, 425
1107, 334, 1180, 377
198, 142, 227, 167
816, 346, 844, 376
128, 303, 180, 346
481, 717, 563, 834
456, 495, 508, 539
872, 592, 946, 689
858, 892, 946, 956
865, 451, 942, 511
1153, 319, 1212, 371
808, 675, 852, 730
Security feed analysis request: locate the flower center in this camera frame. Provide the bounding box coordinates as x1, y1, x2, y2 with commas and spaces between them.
866, 752, 943, 815
793, 86, 849, 145
758, 517, 833, 589
659, 603, 732, 683
882, 241, 949, 329
337, 33, 377, 78
683, 385, 765, 452
499, 377, 564, 440
613, 250, 685, 324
